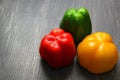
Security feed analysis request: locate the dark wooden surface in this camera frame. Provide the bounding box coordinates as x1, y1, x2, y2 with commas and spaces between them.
0, 0, 120, 80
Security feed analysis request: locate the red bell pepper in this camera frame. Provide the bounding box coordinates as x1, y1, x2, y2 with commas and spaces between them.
39, 28, 76, 69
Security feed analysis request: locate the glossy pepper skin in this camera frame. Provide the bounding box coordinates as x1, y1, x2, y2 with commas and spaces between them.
77, 32, 118, 74
39, 28, 76, 69
60, 8, 92, 45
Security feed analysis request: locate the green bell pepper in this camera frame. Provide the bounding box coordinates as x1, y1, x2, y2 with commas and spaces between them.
60, 8, 92, 45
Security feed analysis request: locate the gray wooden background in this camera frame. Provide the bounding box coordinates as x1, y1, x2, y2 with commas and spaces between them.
0, 0, 120, 80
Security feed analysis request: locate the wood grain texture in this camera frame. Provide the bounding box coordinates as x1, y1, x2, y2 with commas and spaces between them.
0, 0, 120, 80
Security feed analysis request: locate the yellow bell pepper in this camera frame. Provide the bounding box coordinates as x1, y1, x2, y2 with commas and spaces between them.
77, 32, 118, 74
